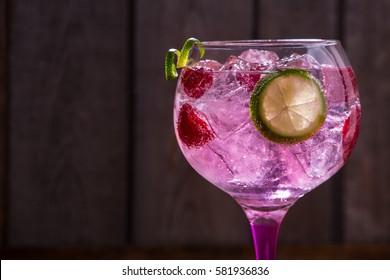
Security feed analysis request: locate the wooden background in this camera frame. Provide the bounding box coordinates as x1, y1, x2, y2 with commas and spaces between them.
0, 0, 389, 259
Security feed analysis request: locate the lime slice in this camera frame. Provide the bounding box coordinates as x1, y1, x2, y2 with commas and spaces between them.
250, 69, 326, 144
164, 38, 204, 80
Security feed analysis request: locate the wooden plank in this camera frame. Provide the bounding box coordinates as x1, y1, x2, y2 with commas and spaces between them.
134, 0, 253, 245
257, 0, 341, 243
2, 244, 390, 260
343, 0, 390, 242
258, 0, 339, 39
0, 0, 7, 248
7, 0, 129, 246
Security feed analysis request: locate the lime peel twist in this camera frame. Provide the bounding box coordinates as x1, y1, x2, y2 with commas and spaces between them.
165, 38, 204, 80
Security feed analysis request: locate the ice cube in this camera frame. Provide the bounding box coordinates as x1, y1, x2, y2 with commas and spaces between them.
292, 131, 343, 178
221, 51, 278, 91
238, 49, 279, 64
322, 65, 358, 107
236, 71, 262, 92
276, 53, 321, 70
221, 50, 279, 71
203, 84, 252, 139
193, 59, 222, 70
209, 123, 270, 183
220, 55, 249, 70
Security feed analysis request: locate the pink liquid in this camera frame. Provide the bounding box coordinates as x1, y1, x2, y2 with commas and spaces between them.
174, 58, 360, 212
251, 222, 279, 259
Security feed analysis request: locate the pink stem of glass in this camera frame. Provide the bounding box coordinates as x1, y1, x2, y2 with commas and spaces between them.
245, 208, 288, 260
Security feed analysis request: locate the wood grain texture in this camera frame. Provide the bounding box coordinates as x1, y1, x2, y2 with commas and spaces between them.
258, 0, 339, 39
3, 0, 389, 250
133, 0, 253, 245
343, 0, 390, 242
7, 0, 129, 246
2, 245, 390, 260
0, 0, 7, 248
257, 0, 341, 244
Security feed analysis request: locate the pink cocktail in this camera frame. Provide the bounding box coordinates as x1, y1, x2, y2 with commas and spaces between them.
167, 39, 360, 259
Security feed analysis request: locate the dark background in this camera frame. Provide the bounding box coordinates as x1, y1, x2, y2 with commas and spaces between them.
0, 0, 389, 259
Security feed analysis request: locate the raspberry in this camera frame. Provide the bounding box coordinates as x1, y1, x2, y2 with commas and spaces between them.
342, 105, 361, 161
236, 72, 262, 92
180, 67, 213, 99
177, 103, 214, 148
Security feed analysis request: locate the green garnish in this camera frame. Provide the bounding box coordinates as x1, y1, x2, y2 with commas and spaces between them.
250, 69, 326, 144
164, 38, 204, 80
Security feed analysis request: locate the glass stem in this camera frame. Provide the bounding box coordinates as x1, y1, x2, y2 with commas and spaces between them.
244, 208, 288, 260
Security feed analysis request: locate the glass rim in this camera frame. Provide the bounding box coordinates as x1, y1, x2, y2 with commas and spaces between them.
202, 39, 340, 48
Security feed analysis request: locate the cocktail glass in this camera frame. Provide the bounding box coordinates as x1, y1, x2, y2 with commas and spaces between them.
169, 39, 360, 260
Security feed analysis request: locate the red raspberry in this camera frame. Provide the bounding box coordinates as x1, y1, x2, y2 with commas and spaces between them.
180, 67, 213, 99
342, 105, 361, 161
177, 103, 214, 148
236, 71, 261, 92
